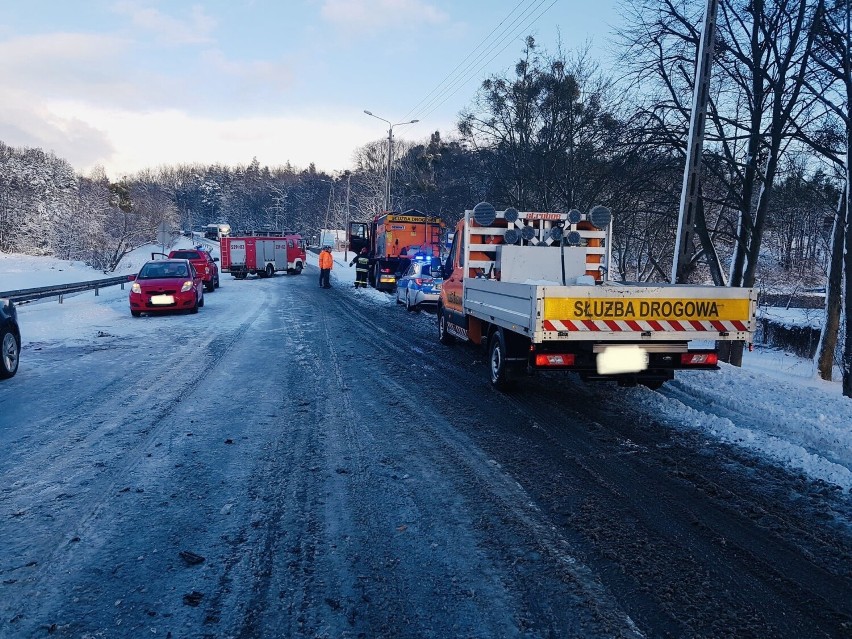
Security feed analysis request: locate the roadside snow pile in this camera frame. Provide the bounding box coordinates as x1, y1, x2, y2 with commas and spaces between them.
0, 252, 112, 291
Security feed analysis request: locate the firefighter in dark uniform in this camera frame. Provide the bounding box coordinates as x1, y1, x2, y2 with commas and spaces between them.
350, 247, 370, 288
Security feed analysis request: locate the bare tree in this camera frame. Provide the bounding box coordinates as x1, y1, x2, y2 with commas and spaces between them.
801, 0, 852, 394
619, 0, 823, 365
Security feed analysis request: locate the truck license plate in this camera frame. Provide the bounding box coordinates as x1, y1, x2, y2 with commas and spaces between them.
597, 345, 648, 375
151, 294, 175, 305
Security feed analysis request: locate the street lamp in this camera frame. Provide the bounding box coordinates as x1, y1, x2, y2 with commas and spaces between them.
364, 110, 419, 211
343, 170, 351, 260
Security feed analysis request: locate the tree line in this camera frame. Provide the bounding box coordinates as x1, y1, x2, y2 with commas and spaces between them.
1, 0, 850, 394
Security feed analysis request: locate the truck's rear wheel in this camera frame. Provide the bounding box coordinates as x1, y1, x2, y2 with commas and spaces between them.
488, 330, 512, 390
438, 307, 454, 345
265, 264, 275, 278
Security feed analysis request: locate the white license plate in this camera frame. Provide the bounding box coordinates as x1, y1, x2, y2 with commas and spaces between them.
597, 346, 649, 375
150, 294, 175, 305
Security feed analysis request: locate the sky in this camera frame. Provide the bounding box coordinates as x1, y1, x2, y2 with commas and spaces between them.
2, 242, 851, 495
0, 0, 624, 181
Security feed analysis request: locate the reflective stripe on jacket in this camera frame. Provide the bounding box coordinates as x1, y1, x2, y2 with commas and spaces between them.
319, 251, 333, 269
354, 255, 370, 272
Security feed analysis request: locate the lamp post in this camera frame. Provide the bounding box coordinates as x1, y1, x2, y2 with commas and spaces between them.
363, 110, 418, 211
343, 170, 351, 260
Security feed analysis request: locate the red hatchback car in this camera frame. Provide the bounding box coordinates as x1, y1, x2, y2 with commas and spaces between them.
129, 259, 204, 317
168, 247, 220, 292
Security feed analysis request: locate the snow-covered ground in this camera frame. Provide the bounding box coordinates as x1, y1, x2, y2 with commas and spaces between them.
2, 243, 851, 493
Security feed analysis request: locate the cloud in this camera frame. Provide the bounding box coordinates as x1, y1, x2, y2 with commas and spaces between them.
0, 91, 115, 168
0, 33, 130, 98
199, 49, 294, 95
110, 1, 217, 45
26, 101, 380, 178
320, 0, 448, 33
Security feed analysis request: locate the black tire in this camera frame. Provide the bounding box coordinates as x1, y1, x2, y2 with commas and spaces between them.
199, 294, 205, 308
214, 274, 220, 288
438, 306, 454, 345
294, 263, 303, 275
205, 280, 215, 292
640, 379, 665, 390
265, 264, 274, 278
0, 326, 20, 379
488, 330, 512, 390
189, 297, 199, 314
131, 310, 141, 318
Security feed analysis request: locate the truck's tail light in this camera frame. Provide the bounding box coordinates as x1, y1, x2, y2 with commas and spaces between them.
681, 352, 718, 366
535, 353, 575, 367
381, 268, 392, 274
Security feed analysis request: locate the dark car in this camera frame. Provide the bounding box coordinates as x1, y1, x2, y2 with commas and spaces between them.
168, 247, 220, 292
129, 259, 204, 317
0, 298, 20, 379
395, 255, 443, 312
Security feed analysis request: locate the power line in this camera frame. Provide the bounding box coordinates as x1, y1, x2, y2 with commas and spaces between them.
404, 0, 551, 127
400, 0, 533, 121
401, 0, 558, 131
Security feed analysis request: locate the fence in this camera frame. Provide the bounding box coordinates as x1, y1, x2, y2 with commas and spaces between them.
0, 275, 131, 304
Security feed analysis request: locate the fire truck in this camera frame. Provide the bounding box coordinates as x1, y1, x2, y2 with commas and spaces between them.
438, 202, 757, 390
348, 209, 445, 292
220, 231, 306, 279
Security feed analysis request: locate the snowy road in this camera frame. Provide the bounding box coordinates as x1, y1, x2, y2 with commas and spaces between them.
1, 267, 851, 638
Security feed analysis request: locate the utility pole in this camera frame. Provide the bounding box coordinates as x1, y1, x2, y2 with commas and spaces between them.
344, 171, 351, 260
672, 0, 719, 284
385, 127, 393, 212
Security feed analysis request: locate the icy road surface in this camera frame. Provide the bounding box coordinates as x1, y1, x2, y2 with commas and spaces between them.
0, 266, 850, 638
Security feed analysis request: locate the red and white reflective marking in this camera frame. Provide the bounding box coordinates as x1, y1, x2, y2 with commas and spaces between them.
542, 319, 750, 332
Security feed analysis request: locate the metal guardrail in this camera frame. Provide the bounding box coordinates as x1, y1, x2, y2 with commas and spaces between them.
0, 275, 131, 304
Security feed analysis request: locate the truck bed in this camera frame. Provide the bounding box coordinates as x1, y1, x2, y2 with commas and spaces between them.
464, 279, 756, 343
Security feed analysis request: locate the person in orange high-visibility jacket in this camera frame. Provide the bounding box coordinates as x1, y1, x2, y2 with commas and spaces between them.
318, 246, 333, 289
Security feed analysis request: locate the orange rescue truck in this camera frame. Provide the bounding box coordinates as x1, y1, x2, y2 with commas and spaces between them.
438, 202, 757, 390
348, 210, 445, 292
